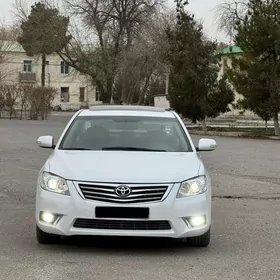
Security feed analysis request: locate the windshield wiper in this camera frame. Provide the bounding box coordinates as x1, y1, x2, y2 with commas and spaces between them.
102, 146, 166, 152
62, 148, 93, 150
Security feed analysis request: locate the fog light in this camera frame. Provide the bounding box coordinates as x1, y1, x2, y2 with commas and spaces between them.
187, 215, 206, 227
40, 211, 57, 224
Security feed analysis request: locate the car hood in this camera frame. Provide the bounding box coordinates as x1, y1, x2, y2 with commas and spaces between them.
48, 151, 201, 184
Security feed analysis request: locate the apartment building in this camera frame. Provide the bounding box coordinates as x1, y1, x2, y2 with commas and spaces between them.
0, 40, 101, 109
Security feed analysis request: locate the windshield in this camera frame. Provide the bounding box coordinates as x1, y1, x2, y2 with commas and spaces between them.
58, 116, 192, 152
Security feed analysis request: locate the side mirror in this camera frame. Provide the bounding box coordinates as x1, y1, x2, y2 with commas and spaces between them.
36, 135, 55, 149
196, 138, 217, 151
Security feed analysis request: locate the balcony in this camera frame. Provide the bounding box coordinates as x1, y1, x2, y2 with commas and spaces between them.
19, 72, 36, 82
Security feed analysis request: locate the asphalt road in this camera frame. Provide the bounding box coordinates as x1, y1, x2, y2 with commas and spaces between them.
0, 114, 280, 280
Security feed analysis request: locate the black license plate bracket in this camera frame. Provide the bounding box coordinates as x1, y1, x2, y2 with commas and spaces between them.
95, 207, 150, 219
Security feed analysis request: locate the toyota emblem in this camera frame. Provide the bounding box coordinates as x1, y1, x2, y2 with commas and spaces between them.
115, 185, 131, 197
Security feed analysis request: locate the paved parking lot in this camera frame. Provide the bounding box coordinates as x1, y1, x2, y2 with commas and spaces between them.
0, 114, 280, 280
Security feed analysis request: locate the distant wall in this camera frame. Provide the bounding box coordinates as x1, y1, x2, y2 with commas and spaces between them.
154, 95, 170, 109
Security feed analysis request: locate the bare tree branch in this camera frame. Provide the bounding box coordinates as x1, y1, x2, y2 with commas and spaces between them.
213, 0, 249, 41
12, 0, 30, 23
59, 0, 164, 103
0, 22, 21, 83
114, 10, 174, 104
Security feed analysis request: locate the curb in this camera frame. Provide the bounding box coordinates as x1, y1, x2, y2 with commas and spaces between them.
189, 130, 280, 141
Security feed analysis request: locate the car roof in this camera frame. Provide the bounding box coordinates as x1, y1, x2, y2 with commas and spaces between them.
78, 105, 176, 118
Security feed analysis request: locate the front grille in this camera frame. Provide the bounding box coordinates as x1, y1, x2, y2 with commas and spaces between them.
73, 219, 171, 230
78, 184, 169, 203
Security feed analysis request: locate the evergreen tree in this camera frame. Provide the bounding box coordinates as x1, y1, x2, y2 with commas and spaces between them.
18, 2, 70, 87
167, 0, 234, 131
228, 0, 280, 135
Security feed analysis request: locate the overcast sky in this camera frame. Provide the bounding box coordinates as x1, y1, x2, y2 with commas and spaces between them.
0, 0, 227, 42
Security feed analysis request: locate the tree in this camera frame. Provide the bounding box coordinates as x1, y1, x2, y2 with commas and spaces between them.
17, 2, 70, 87
236, 98, 273, 129
216, 42, 229, 50
227, 0, 280, 136
0, 22, 21, 41
214, 0, 249, 41
113, 11, 174, 105
58, 0, 163, 103
0, 24, 19, 83
167, 0, 235, 132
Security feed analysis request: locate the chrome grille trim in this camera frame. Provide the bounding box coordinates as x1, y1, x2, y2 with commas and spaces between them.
76, 182, 172, 204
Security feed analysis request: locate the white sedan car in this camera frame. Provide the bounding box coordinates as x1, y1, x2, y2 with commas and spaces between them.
36, 105, 217, 247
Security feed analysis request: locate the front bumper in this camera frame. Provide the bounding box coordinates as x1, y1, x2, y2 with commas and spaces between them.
36, 181, 211, 239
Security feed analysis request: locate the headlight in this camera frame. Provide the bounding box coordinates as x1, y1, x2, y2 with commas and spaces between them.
40, 172, 70, 195
176, 176, 207, 198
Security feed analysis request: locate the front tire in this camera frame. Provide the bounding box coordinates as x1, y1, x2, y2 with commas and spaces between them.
36, 226, 61, 244
187, 228, 211, 247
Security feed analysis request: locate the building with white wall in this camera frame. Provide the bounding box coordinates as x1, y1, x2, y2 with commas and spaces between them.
216, 45, 256, 118
0, 40, 101, 109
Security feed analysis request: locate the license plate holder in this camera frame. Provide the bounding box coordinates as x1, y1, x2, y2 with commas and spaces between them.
95, 207, 149, 219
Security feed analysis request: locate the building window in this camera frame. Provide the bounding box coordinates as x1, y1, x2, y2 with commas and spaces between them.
61, 87, 69, 102
61, 61, 69, 74
23, 60, 32, 73
95, 86, 100, 101
79, 87, 85, 102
